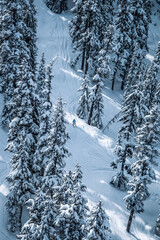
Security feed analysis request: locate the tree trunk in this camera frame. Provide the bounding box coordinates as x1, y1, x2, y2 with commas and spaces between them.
111, 68, 117, 90
88, 101, 94, 125
19, 206, 23, 230
85, 48, 89, 75
88, 85, 99, 125
81, 43, 86, 71
126, 209, 134, 233
121, 78, 125, 90
121, 70, 127, 90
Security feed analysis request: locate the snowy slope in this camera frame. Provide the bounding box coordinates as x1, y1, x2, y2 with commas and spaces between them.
0, 0, 160, 239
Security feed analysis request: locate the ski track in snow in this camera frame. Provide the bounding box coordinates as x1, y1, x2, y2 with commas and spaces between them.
0, 0, 160, 239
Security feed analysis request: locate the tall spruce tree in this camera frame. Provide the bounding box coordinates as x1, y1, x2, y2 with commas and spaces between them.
44, 97, 70, 186
69, 0, 109, 74
0, 0, 37, 125
88, 78, 104, 129
17, 189, 45, 239
45, 0, 68, 13
22, 0, 37, 72
124, 104, 160, 232
56, 166, 88, 240
93, 25, 114, 84
69, 0, 85, 68
18, 101, 71, 238
5, 59, 38, 232
143, 41, 160, 111
86, 201, 112, 240
110, 0, 132, 90
124, 160, 154, 233
128, 0, 149, 52
143, 0, 152, 23
77, 75, 90, 119
124, 44, 146, 96
33, 58, 53, 187
110, 69, 147, 190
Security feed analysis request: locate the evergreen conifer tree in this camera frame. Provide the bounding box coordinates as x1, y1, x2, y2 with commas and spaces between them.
77, 75, 90, 119
124, 44, 146, 96
86, 201, 112, 240
143, 41, 160, 111
56, 166, 88, 240
143, 0, 152, 23
93, 25, 114, 84
88, 78, 104, 129
22, 0, 37, 72
45, 0, 67, 13
45, 97, 70, 185
0, 0, 38, 126
110, 71, 147, 190
124, 160, 154, 233
17, 189, 46, 239
110, 0, 132, 90
124, 104, 160, 232
5, 59, 38, 232
18, 103, 70, 238
69, 0, 109, 74
36, 53, 46, 98
33, 59, 53, 187
128, 0, 149, 51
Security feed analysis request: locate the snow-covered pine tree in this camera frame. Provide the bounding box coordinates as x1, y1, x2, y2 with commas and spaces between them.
44, 97, 70, 186
54, 0, 68, 13
56, 166, 88, 240
143, 41, 160, 111
45, 0, 67, 13
33, 59, 53, 187
93, 25, 114, 84
155, 213, 160, 237
0, 0, 5, 91
40, 171, 74, 240
22, 0, 37, 72
0, 0, 25, 123
45, 0, 53, 11
124, 44, 146, 97
0, 0, 14, 93
124, 160, 154, 233
85, 201, 112, 240
128, 0, 149, 52
18, 105, 70, 238
17, 189, 46, 239
69, 0, 85, 68
0, 0, 38, 126
110, 0, 132, 90
136, 104, 160, 166
36, 53, 46, 100
110, 69, 147, 190
124, 104, 160, 232
143, 0, 152, 23
154, 81, 160, 106
5, 59, 38, 232
69, 0, 109, 75
88, 76, 104, 129
77, 75, 90, 119
73, 163, 87, 192
6, 130, 36, 232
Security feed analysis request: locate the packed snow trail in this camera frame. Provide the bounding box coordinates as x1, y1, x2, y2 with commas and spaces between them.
0, 1, 160, 239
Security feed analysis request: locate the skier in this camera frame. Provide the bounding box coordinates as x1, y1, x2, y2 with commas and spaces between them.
72, 118, 76, 127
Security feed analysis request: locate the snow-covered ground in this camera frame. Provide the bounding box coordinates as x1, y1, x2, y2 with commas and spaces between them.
0, 0, 160, 239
